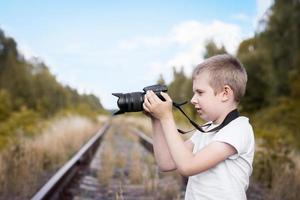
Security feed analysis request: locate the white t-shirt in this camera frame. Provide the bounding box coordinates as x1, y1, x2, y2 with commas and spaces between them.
185, 116, 255, 200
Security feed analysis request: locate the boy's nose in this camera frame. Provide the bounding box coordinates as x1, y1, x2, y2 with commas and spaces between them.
190, 95, 196, 105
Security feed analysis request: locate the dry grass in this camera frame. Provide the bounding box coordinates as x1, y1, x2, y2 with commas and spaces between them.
0, 115, 101, 199
0, 154, 4, 189
120, 114, 152, 134
129, 144, 143, 184
264, 168, 300, 200
143, 167, 159, 195
115, 152, 126, 169
115, 183, 125, 200
97, 142, 115, 187
251, 134, 300, 200
97, 114, 110, 124
142, 154, 158, 193
157, 181, 181, 200
261, 150, 300, 200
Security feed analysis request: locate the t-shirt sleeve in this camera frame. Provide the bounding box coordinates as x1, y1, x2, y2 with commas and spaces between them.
188, 132, 203, 154
190, 132, 198, 144
211, 121, 250, 159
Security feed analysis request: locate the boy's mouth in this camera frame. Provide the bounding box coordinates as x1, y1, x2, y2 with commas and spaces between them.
195, 107, 202, 113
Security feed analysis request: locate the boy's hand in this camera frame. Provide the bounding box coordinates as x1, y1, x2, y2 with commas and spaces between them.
143, 90, 173, 121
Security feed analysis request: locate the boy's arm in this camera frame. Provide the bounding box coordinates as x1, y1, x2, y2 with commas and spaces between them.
144, 106, 194, 172
151, 118, 176, 171
151, 118, 194, 171
160, 116, 236, 177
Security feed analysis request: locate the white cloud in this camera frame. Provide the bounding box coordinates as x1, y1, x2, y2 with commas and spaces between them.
121, 20, 244, 79
118, 20, 245, 83
168, 20, 244, 76
170, 20, 205, 45
165, 45, 204, 75
254, 0, 274, 29
256, 0, 273, 18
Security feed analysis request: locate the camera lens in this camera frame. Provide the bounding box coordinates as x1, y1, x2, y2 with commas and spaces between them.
115, 92, 144, 112
112, 84, 167, 115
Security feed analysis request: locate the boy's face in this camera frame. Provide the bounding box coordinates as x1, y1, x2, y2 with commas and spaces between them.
191, 72, 224, 123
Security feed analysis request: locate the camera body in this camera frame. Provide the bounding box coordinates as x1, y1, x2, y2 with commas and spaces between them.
143, 85, 167, 100
112, 84, 167, 115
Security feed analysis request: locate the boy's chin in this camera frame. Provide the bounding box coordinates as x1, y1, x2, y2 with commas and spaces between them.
199, 114, 211, 123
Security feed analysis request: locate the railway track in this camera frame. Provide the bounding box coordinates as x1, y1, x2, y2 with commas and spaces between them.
31, 123, 110, 200
31, 120, 183, 200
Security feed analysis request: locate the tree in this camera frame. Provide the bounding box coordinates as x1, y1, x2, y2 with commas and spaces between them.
258, 0, 300, 97
157, 74, 166, 85
204, 40, 227, 58
168, 67, 192, 103
237, 38, 271, 112
0, 89, 12, 121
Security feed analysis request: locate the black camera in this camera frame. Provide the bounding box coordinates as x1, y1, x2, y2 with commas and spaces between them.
112, 84, 167, 115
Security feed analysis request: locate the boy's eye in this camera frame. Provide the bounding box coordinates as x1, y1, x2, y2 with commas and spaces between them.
193, 89, 204, 95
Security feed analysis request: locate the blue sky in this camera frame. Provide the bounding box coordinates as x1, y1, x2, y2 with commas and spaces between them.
0, 0, 273, 109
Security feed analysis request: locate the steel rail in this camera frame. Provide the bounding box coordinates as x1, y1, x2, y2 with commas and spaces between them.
132, 128, 154, 154
31, 122, 110, 200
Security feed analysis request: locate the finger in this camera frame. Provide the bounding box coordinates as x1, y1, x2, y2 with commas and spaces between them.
147, 91, 159, 103
143, 103, 151, 113
148, 90, 162, 102
160, 92, 172, 102
145, 91, 153, 103
144, 97, 151, 107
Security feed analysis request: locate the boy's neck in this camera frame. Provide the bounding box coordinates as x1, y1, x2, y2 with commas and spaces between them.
213, 105, 238, 125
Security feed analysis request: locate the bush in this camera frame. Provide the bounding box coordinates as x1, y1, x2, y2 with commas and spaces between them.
0, 107, 42, 149
0, 89, 12, 121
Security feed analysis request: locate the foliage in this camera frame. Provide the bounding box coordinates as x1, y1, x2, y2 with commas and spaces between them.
0, 89, 12, 121
237, 38, 272, 112
204, 40, 227, 58
240, 1, 300, 198
259, 0, 300, 97
0, 107, 42, 149
157, 74, 166, 85
0, 28, 107, 150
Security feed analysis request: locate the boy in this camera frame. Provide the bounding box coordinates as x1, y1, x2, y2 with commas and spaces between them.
143, 54, 255, 200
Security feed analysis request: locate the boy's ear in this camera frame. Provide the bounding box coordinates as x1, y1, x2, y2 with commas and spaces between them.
221, 85, 233, 102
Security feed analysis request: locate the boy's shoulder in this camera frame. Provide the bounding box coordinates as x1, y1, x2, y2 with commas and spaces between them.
220, 116, 253, 134
235, 116, 252, 127
190, 116, 253, 143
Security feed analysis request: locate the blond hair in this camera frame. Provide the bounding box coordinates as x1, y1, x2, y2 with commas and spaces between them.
192, 54, 247, 102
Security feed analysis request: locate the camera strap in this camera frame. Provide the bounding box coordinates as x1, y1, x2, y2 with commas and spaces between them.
172, 102, 239, 134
